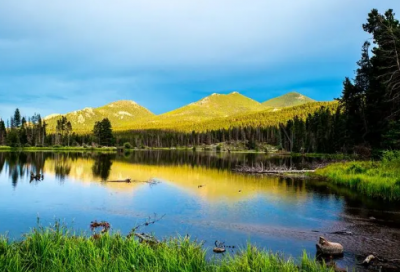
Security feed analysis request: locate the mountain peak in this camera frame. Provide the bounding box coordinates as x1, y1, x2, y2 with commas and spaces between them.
262, 92, 315, 108
105, 100, 138, 108
163, 92, 263, 118
45, 100, 154, 132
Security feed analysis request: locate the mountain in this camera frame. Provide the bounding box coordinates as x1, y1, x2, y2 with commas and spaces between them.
262, 92, 315, 108
45, 100, 155, 132
161, 92, 264, 120
127, 101, 337, 132
44, 91, 320, 133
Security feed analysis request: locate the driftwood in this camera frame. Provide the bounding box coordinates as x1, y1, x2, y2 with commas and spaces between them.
235, 167, 315, 174
234, 165, 316, 174
106, 178, 132, 183
127, 214, 165, 239
90, 221, 111, 233
105, 178, 160, 185
30, 172, 44, 182
312, 229, 353, 236
316, 237, 344, 256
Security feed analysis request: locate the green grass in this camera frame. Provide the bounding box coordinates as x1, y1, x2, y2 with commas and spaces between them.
315, 150, 400, 201
0, 224, 333, 272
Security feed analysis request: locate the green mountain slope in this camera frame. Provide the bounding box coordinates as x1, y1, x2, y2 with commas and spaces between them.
123, 101, 337, 132
45, 100, 155, 132
162, 92, 264, 119
44, 91, 324, 133
263, 92, 315, 108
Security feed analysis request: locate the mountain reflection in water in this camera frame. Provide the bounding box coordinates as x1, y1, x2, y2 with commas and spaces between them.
0, 151, 399, 270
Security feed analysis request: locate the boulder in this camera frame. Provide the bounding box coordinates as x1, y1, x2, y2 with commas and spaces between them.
316, 237, 343, 255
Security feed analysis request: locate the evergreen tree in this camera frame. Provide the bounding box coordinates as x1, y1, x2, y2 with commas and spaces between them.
14, 109, 21, 128
93, 118, 114, 146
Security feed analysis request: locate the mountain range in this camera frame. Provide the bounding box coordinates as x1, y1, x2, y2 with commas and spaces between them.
45, 92, 322, 133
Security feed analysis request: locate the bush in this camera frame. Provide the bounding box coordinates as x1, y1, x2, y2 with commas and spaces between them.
216, 144, 222, 152
53, 145, 62, 148
123, 142, 132, 149
353, 144, 372, 159
24, 143, 31, 148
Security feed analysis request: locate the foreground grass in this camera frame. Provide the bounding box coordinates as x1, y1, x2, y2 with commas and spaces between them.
316, 151, 400, 201
0, 226, 332, 272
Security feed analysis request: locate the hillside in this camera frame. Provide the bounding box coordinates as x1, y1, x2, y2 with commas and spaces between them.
119, 101, 338, 132
162, 92, 264, 120
45, 100, 155, 132
263, 92, 315, 108
44, 92, 321, 133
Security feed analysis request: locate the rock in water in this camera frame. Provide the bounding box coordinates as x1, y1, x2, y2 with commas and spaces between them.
213, 247, 226, 253
316, 237, 344, 255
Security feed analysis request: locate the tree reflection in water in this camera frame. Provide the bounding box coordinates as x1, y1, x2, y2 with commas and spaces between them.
92, 154, 114, 181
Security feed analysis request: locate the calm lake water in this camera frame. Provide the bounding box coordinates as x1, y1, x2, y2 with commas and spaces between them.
1, 151, 400, 270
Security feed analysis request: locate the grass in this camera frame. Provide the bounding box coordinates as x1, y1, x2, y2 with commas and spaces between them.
315, 150, 400, 201
0, 224, 333, 272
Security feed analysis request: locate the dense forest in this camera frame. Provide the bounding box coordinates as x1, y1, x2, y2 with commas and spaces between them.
1, 9, 399, 155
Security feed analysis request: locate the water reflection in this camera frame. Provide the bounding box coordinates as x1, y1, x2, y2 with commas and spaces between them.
92, 154, 114, 181
1, 151, 400, 270
0, 151, 318, 186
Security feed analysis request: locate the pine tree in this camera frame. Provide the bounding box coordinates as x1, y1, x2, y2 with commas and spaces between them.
14, 109, 21, 128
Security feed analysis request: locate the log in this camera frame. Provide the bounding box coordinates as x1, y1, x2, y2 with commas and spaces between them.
235, 168, 315, 174
106, 179, 131, 183
316, 237, 343, 256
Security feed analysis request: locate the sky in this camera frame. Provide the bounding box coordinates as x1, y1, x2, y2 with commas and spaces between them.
0, 0, 399, 119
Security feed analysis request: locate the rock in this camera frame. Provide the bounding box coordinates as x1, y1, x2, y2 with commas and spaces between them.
213, 247, 226, 253
327, 261, 347, 272
316, 237, 344, 255
362, 254, 375, 265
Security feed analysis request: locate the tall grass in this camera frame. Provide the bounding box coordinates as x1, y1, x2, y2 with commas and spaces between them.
316, 150, 400, 200
0, 224, 332, 272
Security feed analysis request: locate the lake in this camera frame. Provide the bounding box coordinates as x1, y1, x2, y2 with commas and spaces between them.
1, 151, 399, 270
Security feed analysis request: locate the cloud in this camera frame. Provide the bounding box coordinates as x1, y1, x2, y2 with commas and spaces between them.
0, 0, 399, 118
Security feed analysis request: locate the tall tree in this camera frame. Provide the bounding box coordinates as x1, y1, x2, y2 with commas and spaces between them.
93, 118, 114, 146
13, 109, 21, 128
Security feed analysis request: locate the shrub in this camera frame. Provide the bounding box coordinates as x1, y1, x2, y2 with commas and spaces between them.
123, 142, 132, 149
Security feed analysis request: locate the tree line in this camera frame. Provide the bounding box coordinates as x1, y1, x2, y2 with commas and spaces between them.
0, 108, 115, 148
0, 109, 47, 147
279, 9, 400, 154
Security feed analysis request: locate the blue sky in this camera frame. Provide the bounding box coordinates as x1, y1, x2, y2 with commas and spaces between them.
0, 0, 399, 119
